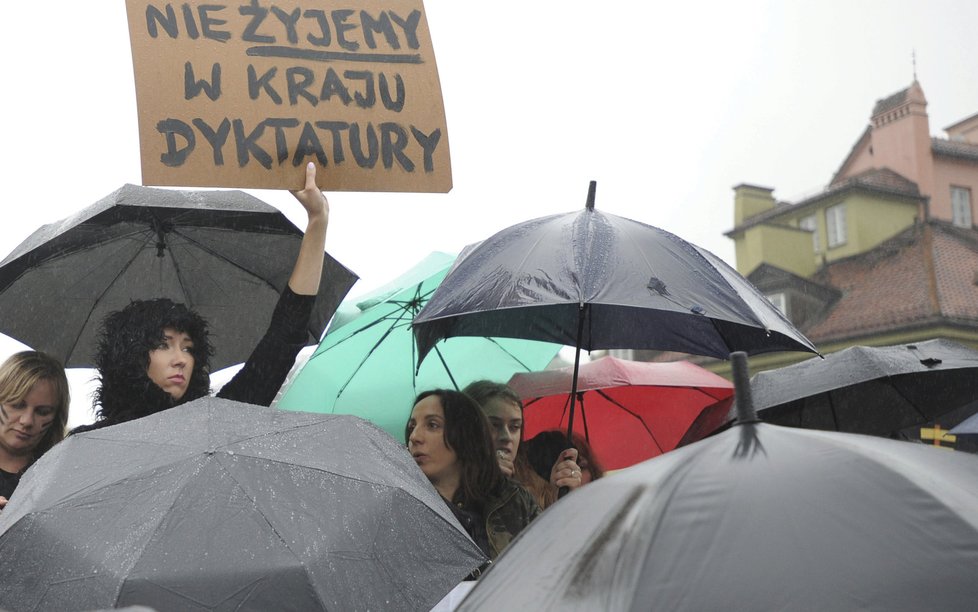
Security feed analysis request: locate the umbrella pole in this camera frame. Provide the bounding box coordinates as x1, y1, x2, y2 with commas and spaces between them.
566, 305, 586, 441
560, 304, 587, 499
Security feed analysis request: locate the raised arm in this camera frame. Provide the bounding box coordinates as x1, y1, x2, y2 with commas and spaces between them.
288, 162, 330, 296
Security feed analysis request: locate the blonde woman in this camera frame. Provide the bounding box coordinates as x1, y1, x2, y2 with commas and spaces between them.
0, 351, 70, 509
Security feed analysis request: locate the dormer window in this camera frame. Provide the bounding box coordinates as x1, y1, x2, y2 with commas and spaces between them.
799, 214, 820, 253
952, 186, 973, 228
826, 204, 847, 248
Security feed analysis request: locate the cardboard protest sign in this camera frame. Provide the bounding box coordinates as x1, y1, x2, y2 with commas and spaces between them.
125, 0, 450, 192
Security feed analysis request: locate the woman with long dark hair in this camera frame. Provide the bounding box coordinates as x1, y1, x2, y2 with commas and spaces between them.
72, 162, 330, 433
0, 351, 70, 509
463, 380, 583, 509
406, 389, 540, 560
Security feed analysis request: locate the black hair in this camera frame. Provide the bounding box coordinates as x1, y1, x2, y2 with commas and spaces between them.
92, 298, 213, 426
526, 430, 605, 481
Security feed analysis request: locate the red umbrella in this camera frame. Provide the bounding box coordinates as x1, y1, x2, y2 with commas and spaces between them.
508, 357, 734, 470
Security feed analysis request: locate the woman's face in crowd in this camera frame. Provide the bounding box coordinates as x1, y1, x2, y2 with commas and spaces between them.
482, 397, 522, 460
146, 327, 195, 400
407, 395, 459, 486
0, 379, 57, 458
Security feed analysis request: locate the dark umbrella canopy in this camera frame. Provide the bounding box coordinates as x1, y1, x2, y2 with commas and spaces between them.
0, 184, 357, 369
458, 412, 978, 610
751, 339, 978, 436
413, 189, 817, 363
0, 397, 485, 611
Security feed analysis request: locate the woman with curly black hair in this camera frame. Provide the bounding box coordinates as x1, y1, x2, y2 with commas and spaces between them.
72, 162, 331, 433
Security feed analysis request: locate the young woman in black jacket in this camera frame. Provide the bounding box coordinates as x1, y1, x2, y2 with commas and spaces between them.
72, 163, 330, 433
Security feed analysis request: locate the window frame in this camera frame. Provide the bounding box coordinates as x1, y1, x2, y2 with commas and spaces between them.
825, 203, 847, 248
951, 185, 973, 229
799, 214, 820, 253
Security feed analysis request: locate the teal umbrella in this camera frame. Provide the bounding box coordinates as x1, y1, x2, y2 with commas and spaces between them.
276, 251, 563, 439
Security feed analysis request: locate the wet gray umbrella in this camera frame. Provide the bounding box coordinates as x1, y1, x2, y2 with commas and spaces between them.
749, 338, 978, 436
457, 353, 978, 611
413, 182, 816, 447
0, 397, 485, 611
951, 411, 978, 436
0, 183, 358, 369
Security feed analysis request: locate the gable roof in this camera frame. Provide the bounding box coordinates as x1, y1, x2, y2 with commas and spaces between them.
803, 220, 978, 344
872, 87, 910, 117
932, 137, 978, 162
726, 167, 923, 237
747, 263, 842, 304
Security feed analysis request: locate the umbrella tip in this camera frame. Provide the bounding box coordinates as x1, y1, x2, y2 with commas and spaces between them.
730, 351, 760, 424
585, 180, 597, 211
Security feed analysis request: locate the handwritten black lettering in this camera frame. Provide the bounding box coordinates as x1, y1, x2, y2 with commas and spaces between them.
270, 6, 301, 44
192, 118, 231, 164
157, 118, 195, 166
248, 65, 282, 103
145, 3, 230, 41
233, 118, 273, 168
331, 9, 358, 51
240, 0, 274, 44
286, 67, 317, 106
265, 118, 301, 163
184, 62, 222, 101
156, 117, 440, 173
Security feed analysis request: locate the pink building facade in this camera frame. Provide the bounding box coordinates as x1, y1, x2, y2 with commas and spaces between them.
832, 80, 978, 227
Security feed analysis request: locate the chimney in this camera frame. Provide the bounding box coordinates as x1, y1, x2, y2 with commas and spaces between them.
733, 184, 776, 226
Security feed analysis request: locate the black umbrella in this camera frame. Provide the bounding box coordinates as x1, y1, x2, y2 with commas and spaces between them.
456, 353, 978, 611
0, 396, 486, 611
748, 338, 978, 437
413, 182, 816, 441
0, 183, 357, 369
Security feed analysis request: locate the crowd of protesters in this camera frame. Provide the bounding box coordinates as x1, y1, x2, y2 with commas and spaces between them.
0, 163, 603, 576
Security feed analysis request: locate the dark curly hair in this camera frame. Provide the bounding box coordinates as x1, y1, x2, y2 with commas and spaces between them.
92, 298, 214, 426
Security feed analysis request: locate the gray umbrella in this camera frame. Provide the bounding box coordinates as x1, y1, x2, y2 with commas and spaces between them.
0, 397, 485, 611
750, 338, 978, 436
0, 183, 358, 369
457, 353, 978, 611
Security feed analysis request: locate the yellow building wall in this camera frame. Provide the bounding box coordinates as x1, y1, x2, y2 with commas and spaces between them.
734, 225, 816, 277
733, 192, 920, 275
818, 194, 920, 261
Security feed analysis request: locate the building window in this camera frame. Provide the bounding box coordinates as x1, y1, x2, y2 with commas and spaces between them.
826, 204, 847, 248
952, 186, 972, 228
799, 214, 820, 253
765, 292, 787, 316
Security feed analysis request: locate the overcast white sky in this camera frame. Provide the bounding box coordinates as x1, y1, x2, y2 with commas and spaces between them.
4, 1, 978, 427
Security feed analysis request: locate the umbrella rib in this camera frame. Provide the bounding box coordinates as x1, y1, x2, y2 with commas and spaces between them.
481, 336, 546, 371
61, 231, 160, 362
885, 376, 934, 423
594, 389, 665, 454
335, 321, 403, 398
432, 343, 459, 389
206, 454, 332, 612
616, 221, 769, 326
167, 227, 286, 307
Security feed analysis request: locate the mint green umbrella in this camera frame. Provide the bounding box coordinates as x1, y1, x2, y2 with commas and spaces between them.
276, 251, 563, 439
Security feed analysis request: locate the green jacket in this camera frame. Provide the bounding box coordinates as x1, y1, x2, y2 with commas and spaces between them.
485, 478, 542, 559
